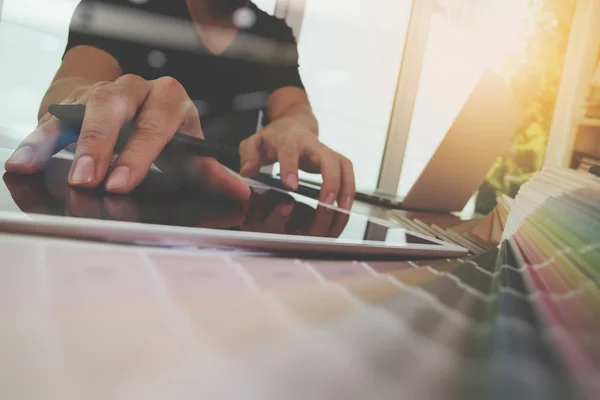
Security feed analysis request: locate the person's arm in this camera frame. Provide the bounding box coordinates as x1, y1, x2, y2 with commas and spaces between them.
38, 45, 122, 120
238, 17, 355, 209
266, 86, 318, 136
37, 0, 126, 119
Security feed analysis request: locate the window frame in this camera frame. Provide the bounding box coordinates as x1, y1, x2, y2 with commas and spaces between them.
544, 0, 599, 168
274, 0, 306, 40
269, 0, 429, 189
375, 0, 435, 194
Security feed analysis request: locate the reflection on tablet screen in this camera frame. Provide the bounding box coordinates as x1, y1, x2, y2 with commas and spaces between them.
0, 155, 440, 246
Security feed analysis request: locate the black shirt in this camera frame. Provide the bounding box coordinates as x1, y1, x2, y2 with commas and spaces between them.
64, 0, 305, 148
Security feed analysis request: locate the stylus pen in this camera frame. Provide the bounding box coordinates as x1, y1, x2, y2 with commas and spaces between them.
48, 103, 242, 172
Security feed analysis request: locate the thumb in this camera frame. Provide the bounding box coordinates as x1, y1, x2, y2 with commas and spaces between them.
239, 134, 265, 177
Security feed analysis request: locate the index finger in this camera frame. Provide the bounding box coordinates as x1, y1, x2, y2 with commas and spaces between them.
4, 116, 63, 175
5, 89, 85, 174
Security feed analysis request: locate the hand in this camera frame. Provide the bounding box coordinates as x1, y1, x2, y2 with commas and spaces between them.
4, 75, 250, 200
238, 117, 355, 210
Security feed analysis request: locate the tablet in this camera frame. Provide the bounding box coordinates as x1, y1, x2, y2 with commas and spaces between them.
0, 148, 467, 258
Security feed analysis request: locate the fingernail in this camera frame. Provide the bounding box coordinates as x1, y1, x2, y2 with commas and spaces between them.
341, 195, 353, 210
105, 166, 131, 191
70, 156, 96, 185
285, 174, 298, 190
7, 146, 34, 165
324, 193, 336, 205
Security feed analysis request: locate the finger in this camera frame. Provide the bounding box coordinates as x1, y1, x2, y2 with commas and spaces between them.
307, 205, 335, 237
179, 104, 204, 142
103, 77, 187, 193
4, 89, 89, 174
239, 134, 264, 177
310, 149, 341, 205
70, 74, 150, 188
153, 101, 201, 178
277, 143, 300, 190
338, 156, 356, 210
5, 119, 62, 175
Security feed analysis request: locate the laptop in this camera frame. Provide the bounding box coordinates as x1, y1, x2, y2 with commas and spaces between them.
398, 68, 523, 212
263, 68, 523, 213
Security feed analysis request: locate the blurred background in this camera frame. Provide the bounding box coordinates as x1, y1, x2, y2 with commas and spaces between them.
0, 0, 581, 214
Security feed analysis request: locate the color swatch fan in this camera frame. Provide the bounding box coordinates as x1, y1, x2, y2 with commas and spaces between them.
0, 168, 599, 400
501, 166, 600, 400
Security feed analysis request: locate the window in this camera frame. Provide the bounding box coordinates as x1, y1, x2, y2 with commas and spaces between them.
394, 0, 576, 214
289, 0, 414, 190
0, 0, 279, 145
253, 0, 278, 15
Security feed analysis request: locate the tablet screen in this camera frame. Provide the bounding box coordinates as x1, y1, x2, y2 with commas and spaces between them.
0, 149, 442, 247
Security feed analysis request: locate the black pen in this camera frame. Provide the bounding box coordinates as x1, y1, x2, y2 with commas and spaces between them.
48, 103, 241, 172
